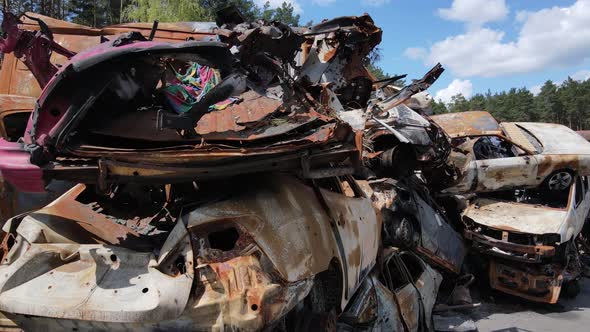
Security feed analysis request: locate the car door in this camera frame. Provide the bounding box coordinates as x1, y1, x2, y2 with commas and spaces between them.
571, 176, 590, 238
399, 252, 442, 332
474, 136, 539, 192
382, 252, 421, 332
313, 176, 382, 305
412, 190, 466, 274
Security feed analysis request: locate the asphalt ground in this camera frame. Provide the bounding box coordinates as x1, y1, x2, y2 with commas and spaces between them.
467, 277, 590, 332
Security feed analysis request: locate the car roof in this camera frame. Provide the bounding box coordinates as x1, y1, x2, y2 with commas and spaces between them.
430, 111, 502, 138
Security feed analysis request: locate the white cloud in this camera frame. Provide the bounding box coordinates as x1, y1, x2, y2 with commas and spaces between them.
530, 84, 542, 96
313, 0, 336, 6
435, 79, 473, 103
403, 47, 427, 60
361, 0, 391, 7
255, 0, 303, 14
438, 0, 508, 26
571, 69, 590, 81
423, 0, 590, 78
530, 69, 590, 95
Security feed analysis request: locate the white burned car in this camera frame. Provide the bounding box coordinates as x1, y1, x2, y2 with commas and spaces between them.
461, 175, 590, 303
432, 111, 590, 194
0, 174, 383, 331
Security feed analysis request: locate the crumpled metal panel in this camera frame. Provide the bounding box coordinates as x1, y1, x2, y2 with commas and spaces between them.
196, 90, 282, 135
186, 174, 381, 309
0, 174, 379, 329
430, 111, 501, 138
489, 260, 563, 304
463, 198, 568, 235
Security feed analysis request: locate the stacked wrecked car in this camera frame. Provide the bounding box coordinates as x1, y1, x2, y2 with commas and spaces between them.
0, 9, 452, 331
0, 7, 589, 332
431, 111, 590, 303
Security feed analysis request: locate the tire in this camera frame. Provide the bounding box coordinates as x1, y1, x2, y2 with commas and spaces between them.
545, 170, 574, 192
396, 216, 417, 248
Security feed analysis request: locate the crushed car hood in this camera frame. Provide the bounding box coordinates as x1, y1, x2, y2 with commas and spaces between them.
515, 122, 590, 155
463, 198, 567, 235
0, 37, 358, 192
430, 111, 501, 138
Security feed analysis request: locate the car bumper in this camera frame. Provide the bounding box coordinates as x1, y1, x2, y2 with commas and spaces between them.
465, 229, 555, 263
489, 260, 563, 304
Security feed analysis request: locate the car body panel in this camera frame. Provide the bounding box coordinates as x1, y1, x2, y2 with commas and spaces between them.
517, 122, 590, 155
464, 198, 568, 235
475, 155, 539, 192
386, 250, 442, 332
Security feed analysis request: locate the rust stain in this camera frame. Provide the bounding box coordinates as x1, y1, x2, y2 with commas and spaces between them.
489, 260, 563, 304
347, 245, 361, 267
537, 154, 580, 178
431, 111, 501, 138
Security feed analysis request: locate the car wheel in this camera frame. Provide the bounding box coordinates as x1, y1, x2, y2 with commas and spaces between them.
546, 170, 573, 191
396, 216, 417, 248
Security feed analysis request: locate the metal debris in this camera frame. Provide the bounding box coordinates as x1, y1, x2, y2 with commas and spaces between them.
0, 6, 590, 332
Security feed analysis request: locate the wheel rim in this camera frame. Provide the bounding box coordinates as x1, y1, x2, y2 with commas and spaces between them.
548, 171, 572, 190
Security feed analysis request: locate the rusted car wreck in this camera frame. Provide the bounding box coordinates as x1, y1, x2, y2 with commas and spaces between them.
437, 111, 590, 304
461, 176, 590, 303
0, 9, 462, 331
1, 5, 589, 332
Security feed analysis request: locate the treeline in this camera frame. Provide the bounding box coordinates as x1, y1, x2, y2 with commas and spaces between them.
433, 77, 590, 130
3, 0, 301, 27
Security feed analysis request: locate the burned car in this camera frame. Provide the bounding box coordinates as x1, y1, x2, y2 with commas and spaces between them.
432, 111, 590, 194
366, 177, 466, 274
0, 174, 381, 330
461, 175, 590, 303
0, 7, 453, 330
363, 65, 452, 178
0, 12, 224, 225
0, 15, 362, 193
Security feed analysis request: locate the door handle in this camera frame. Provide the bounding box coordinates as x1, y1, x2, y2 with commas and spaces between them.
480, 165, 489, 169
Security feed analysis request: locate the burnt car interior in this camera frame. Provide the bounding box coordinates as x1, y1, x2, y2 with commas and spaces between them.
1, 112, 29, 142
49, 46, 240, 148
477, 176, 585, 209
473, 136, 516, 160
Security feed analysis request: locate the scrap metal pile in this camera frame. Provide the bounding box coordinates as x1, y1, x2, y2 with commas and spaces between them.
0, 7, 589, 332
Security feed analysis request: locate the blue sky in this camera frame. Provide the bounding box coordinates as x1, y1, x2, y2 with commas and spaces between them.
258, 0, 590, 102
